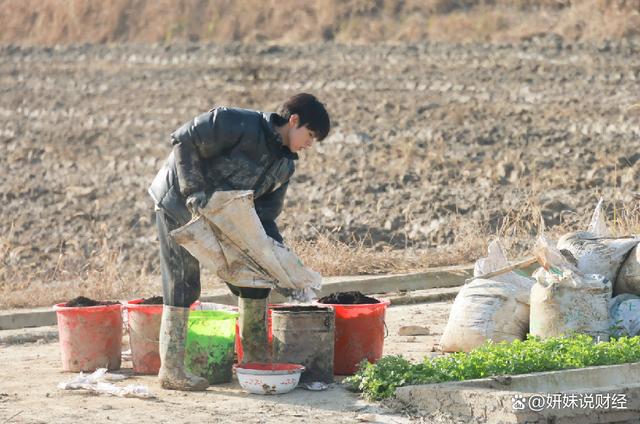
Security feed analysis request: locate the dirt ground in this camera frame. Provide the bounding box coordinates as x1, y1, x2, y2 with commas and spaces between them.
3, 38, 640, 307
0, 301, 452, 424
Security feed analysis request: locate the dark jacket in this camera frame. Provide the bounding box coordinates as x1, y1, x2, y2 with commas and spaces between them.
148, 107, 297, 243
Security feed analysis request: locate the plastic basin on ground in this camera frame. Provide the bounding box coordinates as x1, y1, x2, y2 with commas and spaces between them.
234, 362, 305, 395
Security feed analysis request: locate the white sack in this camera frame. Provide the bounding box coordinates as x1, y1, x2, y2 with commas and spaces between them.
440, 240, 534, 352
530, 267, 612, 341
202, 191, 294, 288
557, 232, 638, 284
556, 199, 639, 284
170, 191, 321, 299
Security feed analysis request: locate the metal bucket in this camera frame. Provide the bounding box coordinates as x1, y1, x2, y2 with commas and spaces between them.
271, 305, 335, 384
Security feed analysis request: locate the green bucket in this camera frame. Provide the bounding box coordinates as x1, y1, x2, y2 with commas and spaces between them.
186, 310, 239, 384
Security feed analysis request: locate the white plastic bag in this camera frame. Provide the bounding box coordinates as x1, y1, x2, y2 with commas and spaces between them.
609, 294, 640, 337
440, 240, 534, 352
587, 198, 611, 237
58, 368, 154, 399
533, 234, 579, 274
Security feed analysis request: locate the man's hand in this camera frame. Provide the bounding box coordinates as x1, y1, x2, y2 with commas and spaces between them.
186, 191, 208, 215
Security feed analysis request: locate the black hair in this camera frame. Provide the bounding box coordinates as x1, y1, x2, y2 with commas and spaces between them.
278, 93, 331, 141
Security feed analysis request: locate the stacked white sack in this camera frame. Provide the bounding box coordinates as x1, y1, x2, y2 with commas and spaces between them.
530, 200, 639, 341
440, 240, 534, 352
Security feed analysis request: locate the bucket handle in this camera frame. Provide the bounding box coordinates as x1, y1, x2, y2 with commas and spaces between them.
383, 320, 389, 339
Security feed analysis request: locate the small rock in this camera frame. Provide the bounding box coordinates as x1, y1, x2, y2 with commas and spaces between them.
398, 325, 432, 336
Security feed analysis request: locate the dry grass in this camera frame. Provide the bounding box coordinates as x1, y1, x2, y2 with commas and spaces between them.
0, 230, 160, 309
1, 0, 639, 45
290, 231, 439, 276
3, 199, 640, 309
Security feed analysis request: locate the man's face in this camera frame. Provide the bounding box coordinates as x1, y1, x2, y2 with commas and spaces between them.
287, 114, 317, 152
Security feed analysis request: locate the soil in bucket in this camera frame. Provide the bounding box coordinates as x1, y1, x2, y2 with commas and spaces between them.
65, 296, 121, 307
55, 299, 123, 372
271, 305, 335, 383
139, 296, 163, 305
317, 292, 389, 375
317, 291, 380, 304
186, 310, 239, 384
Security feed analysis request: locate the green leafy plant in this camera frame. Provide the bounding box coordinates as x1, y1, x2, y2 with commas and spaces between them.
344, 334, 640, 400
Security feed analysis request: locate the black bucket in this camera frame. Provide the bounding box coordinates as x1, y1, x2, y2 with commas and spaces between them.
270, 305, 335, 384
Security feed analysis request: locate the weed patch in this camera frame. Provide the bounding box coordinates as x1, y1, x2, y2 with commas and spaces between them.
345, 334, 640, 400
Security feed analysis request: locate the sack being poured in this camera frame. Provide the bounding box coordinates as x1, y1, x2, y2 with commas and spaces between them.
171, 190, 321, 302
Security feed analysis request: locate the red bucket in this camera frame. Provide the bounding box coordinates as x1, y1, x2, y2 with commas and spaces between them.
322, 298, 390, 375
124, 299, 201, 374
123, 299, 163, 374
54, 302, 123, 372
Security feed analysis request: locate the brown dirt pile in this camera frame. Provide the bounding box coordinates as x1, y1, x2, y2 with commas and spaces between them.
1, 0, 639, 45
318, 291, 380, 305
64, 296, 120, 307
139, 296, 163, 305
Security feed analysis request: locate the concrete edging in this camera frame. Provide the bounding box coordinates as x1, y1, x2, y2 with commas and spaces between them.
396, 362, 640, 423
0, 264, 473, 331
201, 264, 472, 306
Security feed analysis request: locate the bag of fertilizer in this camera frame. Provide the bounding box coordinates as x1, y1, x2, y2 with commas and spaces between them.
530, 236, 612, 341
556, 199, 639, 284
440, 240, 534, 352
609, 294, 640, 337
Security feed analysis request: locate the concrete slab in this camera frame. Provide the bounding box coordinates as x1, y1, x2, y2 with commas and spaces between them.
0, 306, 57, 331
396, 362, 640, 423
201, 266, 472, 306
382, 287, 460, 306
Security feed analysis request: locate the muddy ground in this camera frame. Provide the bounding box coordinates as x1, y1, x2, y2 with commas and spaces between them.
0, 301, 452, 424
2, 39, 640, 295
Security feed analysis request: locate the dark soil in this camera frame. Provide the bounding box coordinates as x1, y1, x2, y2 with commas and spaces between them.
139, 296, 163, 305
64, 296, 121, 307
272, 305, 330, 313
317, 291, 380, 305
